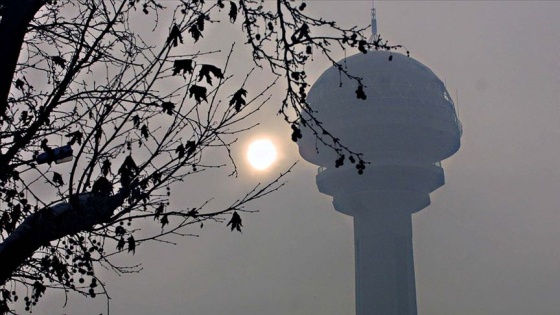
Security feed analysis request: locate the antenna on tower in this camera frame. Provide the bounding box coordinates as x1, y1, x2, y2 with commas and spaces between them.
369, 0, 378, 43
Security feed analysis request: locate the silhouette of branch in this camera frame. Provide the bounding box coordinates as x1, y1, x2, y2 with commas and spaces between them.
0, 0, 399, 312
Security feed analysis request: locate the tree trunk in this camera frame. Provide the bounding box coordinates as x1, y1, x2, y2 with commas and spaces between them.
0, 192, 127, 286
0, 0, 44, 118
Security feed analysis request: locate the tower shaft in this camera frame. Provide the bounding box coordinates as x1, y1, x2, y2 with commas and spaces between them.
354, 210, 417, 315
316, 163, 443, 315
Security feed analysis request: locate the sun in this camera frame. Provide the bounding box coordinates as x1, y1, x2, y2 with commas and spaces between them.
247, 139, 277, 170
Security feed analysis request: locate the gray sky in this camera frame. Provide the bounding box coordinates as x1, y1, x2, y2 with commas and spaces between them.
37, 1, 560, 314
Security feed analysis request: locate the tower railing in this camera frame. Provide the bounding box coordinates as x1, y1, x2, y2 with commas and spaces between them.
317, 160, 442, 175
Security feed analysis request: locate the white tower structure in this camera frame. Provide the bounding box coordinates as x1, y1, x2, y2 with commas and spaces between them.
297, 8, 462, 315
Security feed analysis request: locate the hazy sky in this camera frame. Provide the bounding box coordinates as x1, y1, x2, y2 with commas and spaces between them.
36, 1, 560, 314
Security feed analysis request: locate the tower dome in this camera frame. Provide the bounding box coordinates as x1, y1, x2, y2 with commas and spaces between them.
299, 50, 461, 167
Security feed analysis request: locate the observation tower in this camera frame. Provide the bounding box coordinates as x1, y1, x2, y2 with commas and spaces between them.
297, 7, 461, 315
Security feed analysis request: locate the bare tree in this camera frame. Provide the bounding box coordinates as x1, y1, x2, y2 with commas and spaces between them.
0, 0, 396, 312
